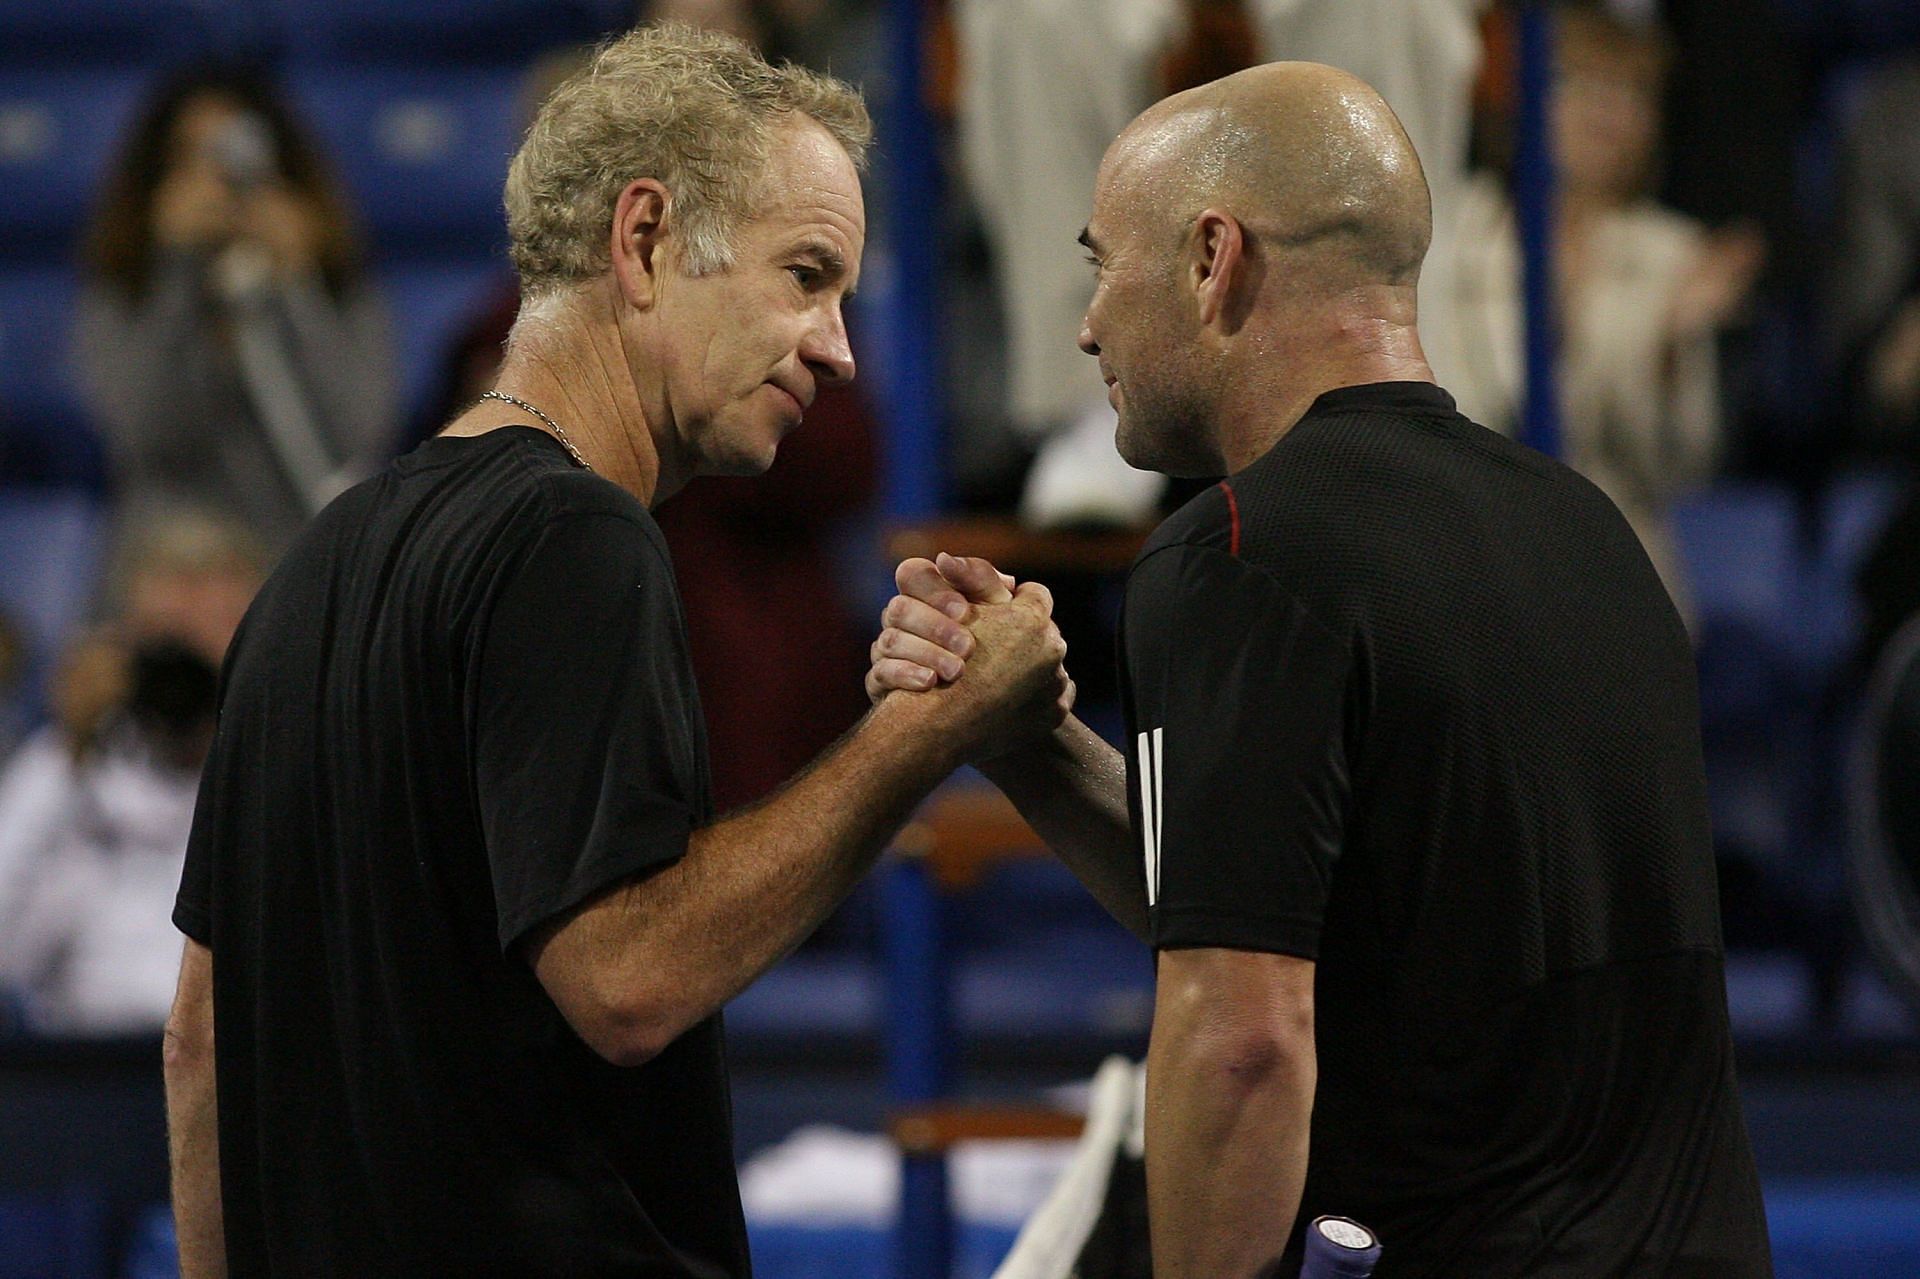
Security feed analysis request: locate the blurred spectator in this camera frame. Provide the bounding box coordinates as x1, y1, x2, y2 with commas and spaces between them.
0, 512, 262, 1036
1433, 4, 1763, 625
1830, 55, 1920, 460
75, 66, 398, 559
1831, 58, 1920, 686
650, 0, 762, 42
955, 0, 1487, 528
647, 0, 880, 68
0, 608, 25, 765
657, 404, 878, 813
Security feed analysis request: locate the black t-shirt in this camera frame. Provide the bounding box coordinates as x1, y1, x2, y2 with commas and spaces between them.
1119, 383, 1773, 1278
174, 427, 749, 1277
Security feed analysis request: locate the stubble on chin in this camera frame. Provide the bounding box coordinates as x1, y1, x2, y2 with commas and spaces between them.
1116, 395, 1216, 479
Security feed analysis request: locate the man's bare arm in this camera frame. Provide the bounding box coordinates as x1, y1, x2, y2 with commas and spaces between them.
165, 938, 225, 1279
870, 554, 1145, 939
978, 716, 1142, 938
1146, 947, 1316, 1279
531, 590, 1069, 1066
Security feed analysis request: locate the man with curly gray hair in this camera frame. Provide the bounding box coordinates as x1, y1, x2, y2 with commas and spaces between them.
164, 23, 1073, 1276
506, 23, 871, 287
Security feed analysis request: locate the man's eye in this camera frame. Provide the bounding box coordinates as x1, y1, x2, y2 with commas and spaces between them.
788, 266, 817, 288
1083, 254, 1101, 271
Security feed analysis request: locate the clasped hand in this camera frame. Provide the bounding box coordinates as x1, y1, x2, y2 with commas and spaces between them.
867, 553, 1075, 759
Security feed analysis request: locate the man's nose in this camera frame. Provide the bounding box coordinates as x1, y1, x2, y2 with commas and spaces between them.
1078, 317, 1100, 357
802, 307, 856, 387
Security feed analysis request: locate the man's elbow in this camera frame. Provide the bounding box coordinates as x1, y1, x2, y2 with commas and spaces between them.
1191, 1010, 1315, 1095
1159, 951, 1317, 1094
565, 980, 695, 1068
164, 941, 217, 1076
582, 1015, 672, 1069
163, 1004, 215, 1075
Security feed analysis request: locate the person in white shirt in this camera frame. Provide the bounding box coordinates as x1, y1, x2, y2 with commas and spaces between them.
0, 512, 260, 1035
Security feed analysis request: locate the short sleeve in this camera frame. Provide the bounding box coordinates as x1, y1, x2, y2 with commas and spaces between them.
176, 617, 252, 947
174, 773, 216, 945
1123, 543, 1353, 958
473, 511, 705, 952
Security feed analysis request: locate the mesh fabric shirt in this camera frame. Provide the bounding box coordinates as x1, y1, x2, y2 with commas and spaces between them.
1118, 382, 1772, 1277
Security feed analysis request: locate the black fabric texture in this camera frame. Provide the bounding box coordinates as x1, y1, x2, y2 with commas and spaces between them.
175, 427, 747, 1277
1117, 382, 1773, 1278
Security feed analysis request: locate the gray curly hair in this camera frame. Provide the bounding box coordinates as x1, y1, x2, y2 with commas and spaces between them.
504, 22, 872, 300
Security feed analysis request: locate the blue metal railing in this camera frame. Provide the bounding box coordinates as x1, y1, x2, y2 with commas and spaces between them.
1514, 1, 1562, 459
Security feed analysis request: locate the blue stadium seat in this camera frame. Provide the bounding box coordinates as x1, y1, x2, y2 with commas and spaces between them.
1672, 484, 1812, 876
120, 1202, 177, 1279
746, 1221, 1019, 1279
0, 0, 237, 65
1801, 468, 1910, 672
378, 260, 515, 425
0, 1189, 107, 1279
269, 0, 629, 64
0, 70, 155, 259
1673, 483, 1807, 720
0, 267, 107, 489
286, 67, 522, 258
1774, 0, 1920, 48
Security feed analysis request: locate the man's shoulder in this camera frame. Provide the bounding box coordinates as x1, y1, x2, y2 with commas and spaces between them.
1135, 481, 1237, 567
395, 429, 667, 568
1237, 384, 1604, 537
250, 435, 673, 659
1126, 485, 1343, 642
1165, 385, 1642, 622
462, 429, 660, 543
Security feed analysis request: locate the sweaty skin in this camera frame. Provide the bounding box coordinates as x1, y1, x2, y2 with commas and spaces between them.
1080, 62, 1436, 478
1111, 61, 1431, 284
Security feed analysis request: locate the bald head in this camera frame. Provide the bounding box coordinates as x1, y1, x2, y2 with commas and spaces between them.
1078, 62, 1438, 476
1101, 61, 1432, 287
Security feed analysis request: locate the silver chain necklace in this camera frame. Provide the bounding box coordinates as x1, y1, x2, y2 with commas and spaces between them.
479, 390, 592, 472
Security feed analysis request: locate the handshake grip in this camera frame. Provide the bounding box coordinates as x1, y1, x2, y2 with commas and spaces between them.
1299, 1216, 1382, 1279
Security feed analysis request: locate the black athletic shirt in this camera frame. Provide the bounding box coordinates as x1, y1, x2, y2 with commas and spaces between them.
174, 427, 749, 1277
1118, 383, 1773, 1278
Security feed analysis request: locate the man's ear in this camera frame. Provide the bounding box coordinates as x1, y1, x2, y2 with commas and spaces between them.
1190, 208, 1247, 332
610, 178, 672, 310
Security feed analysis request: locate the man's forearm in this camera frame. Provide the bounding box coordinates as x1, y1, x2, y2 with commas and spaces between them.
664, 695, 959, 1006
536, 692, 963, 1055
980, 716, 1146, 939
165, 941, 225, 1278
1145, 991, 1316, 1278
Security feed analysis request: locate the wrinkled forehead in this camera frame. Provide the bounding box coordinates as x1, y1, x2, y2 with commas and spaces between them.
752, 117, 868, 249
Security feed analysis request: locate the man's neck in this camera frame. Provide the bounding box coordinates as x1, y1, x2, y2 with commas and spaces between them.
1217, 309, 1434, 474
449, 298, 673, 505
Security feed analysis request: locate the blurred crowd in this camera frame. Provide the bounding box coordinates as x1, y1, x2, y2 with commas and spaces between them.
2, 0, 1920, 1038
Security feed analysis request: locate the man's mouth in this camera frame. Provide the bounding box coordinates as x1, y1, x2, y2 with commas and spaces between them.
770, 384, 805, 422
772, 375, 814, 411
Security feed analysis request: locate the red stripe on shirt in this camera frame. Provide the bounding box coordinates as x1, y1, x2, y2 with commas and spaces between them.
1219, 480, 1241, 556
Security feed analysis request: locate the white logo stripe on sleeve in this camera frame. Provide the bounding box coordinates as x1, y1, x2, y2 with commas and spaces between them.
1137, 727, 1164, 906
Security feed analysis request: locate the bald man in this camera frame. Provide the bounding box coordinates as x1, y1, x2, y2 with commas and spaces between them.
871, 64, 1773, 1278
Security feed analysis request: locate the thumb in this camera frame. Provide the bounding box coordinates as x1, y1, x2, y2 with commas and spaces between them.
937, 552, 1014, 604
